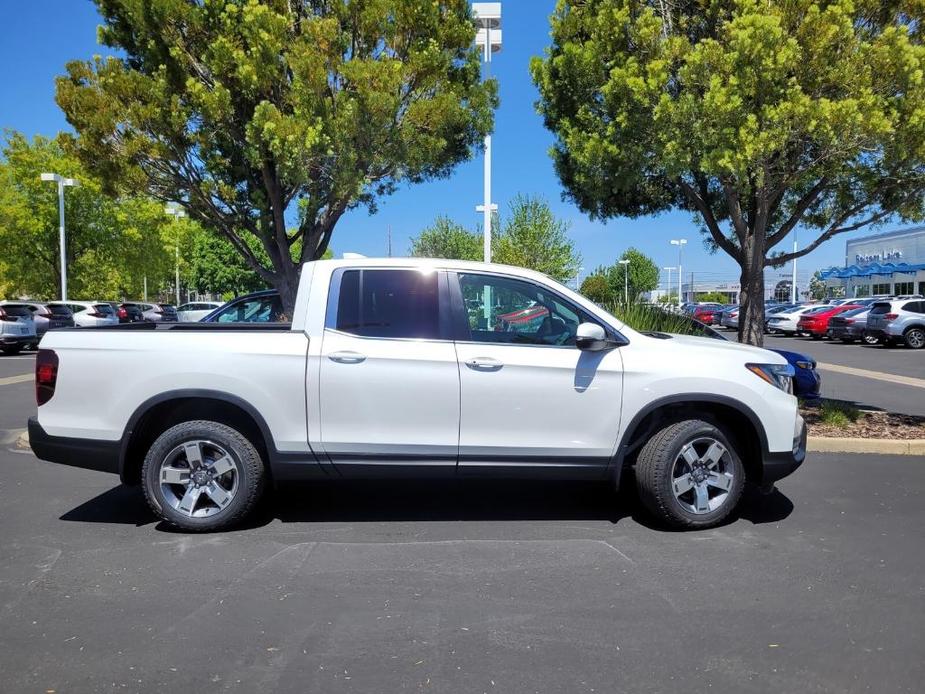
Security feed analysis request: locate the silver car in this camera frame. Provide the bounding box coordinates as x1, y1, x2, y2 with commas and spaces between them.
0, 302, 74, 346
48, 302, 119, 328
865, 299, 925, 349
0, 303, 37, 354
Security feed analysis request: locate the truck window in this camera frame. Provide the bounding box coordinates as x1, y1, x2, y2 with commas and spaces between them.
334, 269, 439, 339
456, 273, 594, 346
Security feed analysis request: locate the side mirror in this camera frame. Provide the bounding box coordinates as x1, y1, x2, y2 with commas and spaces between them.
576, 322, 613, 351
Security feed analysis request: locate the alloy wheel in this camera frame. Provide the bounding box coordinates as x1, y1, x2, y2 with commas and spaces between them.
670, 437, 735, 515
158, 439, 239, 518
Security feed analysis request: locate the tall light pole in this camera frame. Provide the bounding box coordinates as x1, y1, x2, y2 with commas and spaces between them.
164, 204, 186, 306
663, 266, 675, 304
791, 229, 798, 303
670, 238, 687, 302
40, 173, 78, 301
473, 3, 501, 264
618, 259, 630, 303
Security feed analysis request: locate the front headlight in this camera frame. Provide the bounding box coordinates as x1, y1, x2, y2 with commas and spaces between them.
746, 363, 795, 393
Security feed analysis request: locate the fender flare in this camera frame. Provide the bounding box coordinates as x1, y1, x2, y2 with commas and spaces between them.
610, 393, 770, 490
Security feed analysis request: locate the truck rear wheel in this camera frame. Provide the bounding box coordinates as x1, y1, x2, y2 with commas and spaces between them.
635, 419, 745, 529
141, 420, 266, 532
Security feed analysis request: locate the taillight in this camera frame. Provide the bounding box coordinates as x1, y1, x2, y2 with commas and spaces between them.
0, 308, 15, 322
117, 307, 128, 318
35, 349, 58, 406
884, 313, 898, 321
87, 311, 103, 318
844, 319, 854, 324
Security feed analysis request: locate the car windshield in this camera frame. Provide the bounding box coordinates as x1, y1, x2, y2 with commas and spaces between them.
93, 304, 115, 315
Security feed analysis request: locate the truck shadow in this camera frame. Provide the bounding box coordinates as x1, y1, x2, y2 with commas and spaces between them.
59, 479, 793, 531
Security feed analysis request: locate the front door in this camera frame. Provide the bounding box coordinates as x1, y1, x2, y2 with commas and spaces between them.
450, 272, 624, 477
318, 268, 459, 475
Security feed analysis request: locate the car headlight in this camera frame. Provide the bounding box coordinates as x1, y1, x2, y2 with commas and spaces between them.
795, 360, 815, 370
746, 363, 795, 393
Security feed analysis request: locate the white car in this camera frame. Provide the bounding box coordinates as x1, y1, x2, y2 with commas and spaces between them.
29, 258, 805, 532
48, 302, 119, 328
766, 305, 826, 335
176, 301, 223, 322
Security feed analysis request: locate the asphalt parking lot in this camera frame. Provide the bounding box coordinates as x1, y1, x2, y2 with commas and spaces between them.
762, 334, 924, 415
2, 354, 925, 692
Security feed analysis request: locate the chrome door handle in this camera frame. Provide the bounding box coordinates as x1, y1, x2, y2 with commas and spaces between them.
465, 357, 503, 370
329, 351, 367, 364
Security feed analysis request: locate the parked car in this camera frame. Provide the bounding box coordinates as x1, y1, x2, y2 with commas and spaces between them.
797, 304, 862, 340
865, 299, 925, 349
176, 301, 223, 322
200, 290, 285, 323
720, 306, 739, 329
826, 307, 877, 345
0, 301, 74, 347
29, 258, 804, 532
0, 304, 36, 354
110, 302, 146, 324
766, 305, 825, 335
48, 301, 119, 328
122, 302, 179, 322
691, 303, 724, 324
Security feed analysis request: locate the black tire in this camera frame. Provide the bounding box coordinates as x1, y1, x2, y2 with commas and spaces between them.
635, 419, 746, 529
862, 334, 879, 346
141, 420, 266, 532
904, 326, 925, 350
1, 345, 22, 355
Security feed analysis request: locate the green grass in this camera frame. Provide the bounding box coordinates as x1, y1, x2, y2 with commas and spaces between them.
818, 399, 861, 428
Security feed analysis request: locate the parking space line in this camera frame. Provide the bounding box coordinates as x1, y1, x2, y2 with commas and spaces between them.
0, 374, 33, 387
817, 362, 925, 389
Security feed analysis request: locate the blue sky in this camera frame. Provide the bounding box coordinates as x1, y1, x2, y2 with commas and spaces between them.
0, 1, 904, 293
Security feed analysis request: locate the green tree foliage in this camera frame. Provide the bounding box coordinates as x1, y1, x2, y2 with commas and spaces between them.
582, 248, 659, 304
698, 291, 731, 304
0, 132, 180, 300
579, 273, 612, 304
410, 216, 482, 261
494, 194, 581, 282
532, 0, 925, 345
56, 0, 498, 312
410, 195, 581, 282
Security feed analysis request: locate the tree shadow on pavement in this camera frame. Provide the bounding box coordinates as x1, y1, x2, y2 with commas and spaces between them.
58, 478, 793, 532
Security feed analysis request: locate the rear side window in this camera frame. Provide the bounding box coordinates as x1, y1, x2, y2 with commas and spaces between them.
903, 301, 924, 314
333, 269, 440, 339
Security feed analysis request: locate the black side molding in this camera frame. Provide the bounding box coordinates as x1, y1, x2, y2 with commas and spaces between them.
28, 417, 120, 475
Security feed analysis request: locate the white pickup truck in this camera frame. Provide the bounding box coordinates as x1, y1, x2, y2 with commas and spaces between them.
29, 258, 805, 531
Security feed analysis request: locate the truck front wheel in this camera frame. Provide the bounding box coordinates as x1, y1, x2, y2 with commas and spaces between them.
635, 419, 745, 529
141, 420, 266, 532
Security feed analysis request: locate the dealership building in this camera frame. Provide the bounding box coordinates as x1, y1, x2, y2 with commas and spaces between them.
819, 226, 925, 298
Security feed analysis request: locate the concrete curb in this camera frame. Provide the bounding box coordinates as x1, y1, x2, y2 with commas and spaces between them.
808, 436, 925, 456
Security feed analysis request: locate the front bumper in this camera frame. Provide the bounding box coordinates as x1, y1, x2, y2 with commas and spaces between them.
762, 417, 807, 485
28, 417, 120, 475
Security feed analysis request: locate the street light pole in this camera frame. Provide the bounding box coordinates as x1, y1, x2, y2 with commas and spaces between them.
473, 3, 501, 264
663, 266, 675, 305
791, 230, 798, 303
164, 204, 186, 306
40, 173, 77, 301
618, 259, 630, 304
670, 238, 687, 302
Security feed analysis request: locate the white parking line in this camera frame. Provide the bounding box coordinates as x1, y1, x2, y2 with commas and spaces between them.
816, 362, 925, 389
0, 373, 32, 387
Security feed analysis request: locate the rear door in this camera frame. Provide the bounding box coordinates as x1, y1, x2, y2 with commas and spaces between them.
318, 268, 460, 475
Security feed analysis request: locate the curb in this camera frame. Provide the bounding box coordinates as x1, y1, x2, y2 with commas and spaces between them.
808, 436, 925, 456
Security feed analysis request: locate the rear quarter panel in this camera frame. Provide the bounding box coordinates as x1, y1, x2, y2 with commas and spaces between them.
36, 329, 311, 453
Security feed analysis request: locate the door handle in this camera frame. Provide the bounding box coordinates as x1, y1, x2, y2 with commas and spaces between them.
329, 351, 367, 364
464, 357, 503, 370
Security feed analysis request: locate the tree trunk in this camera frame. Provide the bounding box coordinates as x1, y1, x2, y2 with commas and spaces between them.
737, 237, 766, 347
272, 265, 301, 322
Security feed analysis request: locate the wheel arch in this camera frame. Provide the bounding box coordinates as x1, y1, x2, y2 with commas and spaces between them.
612, 394, 768, 490
118, 389, 275, 485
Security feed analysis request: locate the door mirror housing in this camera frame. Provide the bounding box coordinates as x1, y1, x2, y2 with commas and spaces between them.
576, 322, 614, 351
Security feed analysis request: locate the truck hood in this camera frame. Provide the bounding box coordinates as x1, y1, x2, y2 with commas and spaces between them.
658, 332, 788, 365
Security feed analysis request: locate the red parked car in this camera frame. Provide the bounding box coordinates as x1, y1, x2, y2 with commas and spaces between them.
691, 303, 724, 324
797, 304, 862, 339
